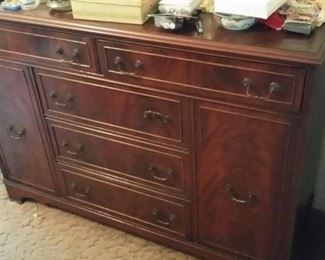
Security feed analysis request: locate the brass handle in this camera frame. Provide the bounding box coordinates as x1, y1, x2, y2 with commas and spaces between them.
61, 141, 83, 156
148, 163, 173, 182
6, 125, 26, 140
143, 110, 170, 124
50, 91, 74, 107
152, 208, 176, 226
70, 182, 90, 198
55, 47, 80, 64
114, 56, 142, 76
55, 47, 64, 55
242, 78, 281, 100
225, 184, 256, 205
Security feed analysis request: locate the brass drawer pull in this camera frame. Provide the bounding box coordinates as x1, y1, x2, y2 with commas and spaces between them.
50, 91, 74, 107
61, 141, 84, 156
148, 163, 173, 182
6, 125, 26, 140
114, 56, 142, 76
225, 184, 256, 205
152, 208, 176, 226
55, 47, 80, 64
242, 78, 281, 100
70, 182, 91, 198
143, 110, 170, 124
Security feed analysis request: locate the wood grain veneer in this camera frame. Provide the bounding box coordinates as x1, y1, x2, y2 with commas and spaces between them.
0, 5, 324, 260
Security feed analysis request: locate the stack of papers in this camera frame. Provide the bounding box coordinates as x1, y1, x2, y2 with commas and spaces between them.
214, 0, 287, 19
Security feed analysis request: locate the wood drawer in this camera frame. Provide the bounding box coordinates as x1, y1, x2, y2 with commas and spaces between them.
49, 122, 191, 196
0, 24, 97, 73
36, 70, 188, 147
61, 168, 192, 239
98, 40, 305, 113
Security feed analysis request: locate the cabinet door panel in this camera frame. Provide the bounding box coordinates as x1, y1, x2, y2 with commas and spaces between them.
0, 63, 55, 193
196, 102, 292, 259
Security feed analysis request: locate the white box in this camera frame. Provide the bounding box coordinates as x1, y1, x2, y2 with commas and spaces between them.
71, 0, 159, 24
214, 0, 287, 19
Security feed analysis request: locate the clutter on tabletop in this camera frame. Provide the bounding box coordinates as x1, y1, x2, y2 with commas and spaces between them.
214, 0, 287, 19
200, 0, 213, 13
278, 0, 325, 34
149, 0, 204, 33
214, 13, 256, 31
213, 0, 324, 34
47, 0, 71, 12
213, 0, 287, 31
259, 12, 285, 31
21, 0, 39, 10
158, 0, 202, 15
1, 0, 21, 10
70, 0, 158, 24
281, 0, 325, 27
1, 0, 41, 11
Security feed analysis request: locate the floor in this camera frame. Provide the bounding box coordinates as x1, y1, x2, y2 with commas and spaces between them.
0, 175, 197, 260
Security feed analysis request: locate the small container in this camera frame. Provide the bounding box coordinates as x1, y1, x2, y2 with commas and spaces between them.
215, 13, 256, 31
21, 0, 40, 10
47, 0, 71, 12
150, 14, 185, 30
1, 0, 21, 11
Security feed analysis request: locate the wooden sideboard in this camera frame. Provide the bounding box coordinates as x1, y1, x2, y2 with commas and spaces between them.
1, 5, 325, 260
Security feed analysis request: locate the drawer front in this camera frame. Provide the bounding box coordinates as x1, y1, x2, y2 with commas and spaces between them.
98, 40, 305, 112
196, 102, 293, 259
36, 71, 187, 147
49, 123, 189, 195
0, 24, 97, 73
62, 168, 191, 238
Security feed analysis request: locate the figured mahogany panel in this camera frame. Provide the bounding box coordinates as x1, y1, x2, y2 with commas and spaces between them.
35, 71, 188, 148
0, 24, 97, 73
0, 62, 55, 193
48, 122, 191, 196
196, 101, 293, 259
61, 168, 192, 239
98, 40, 305, 113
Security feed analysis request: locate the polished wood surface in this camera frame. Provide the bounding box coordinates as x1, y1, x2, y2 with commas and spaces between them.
49, 122, 191, 197
0, 5, 324, 260
0, 4, 324, 64
0, 23, 98, 73
196, 102, 293, 259
35, 70, 188, 146
61, 167, 192, 239
0, 61, 56, 194
98, 39, 306, 113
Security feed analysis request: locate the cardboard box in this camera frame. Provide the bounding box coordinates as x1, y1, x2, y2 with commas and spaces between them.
214, 0, 287, 19
71, 0, 159, 24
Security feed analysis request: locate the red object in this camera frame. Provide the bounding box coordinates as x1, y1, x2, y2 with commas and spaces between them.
259, 12, 285, 30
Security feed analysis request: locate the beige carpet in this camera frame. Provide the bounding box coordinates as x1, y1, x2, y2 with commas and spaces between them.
0, 176, 198, 260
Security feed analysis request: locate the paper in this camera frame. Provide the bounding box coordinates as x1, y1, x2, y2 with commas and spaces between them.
214, 0, 287, 19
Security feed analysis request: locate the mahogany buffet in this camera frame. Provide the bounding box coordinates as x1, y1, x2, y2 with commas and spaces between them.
0, 6, 324, 260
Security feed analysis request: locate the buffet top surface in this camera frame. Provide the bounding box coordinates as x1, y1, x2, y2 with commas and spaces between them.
1, 4, 325, 65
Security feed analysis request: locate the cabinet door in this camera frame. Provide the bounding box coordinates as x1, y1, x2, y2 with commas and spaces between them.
196, 102, 293, 260
0, 62, 56, 193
